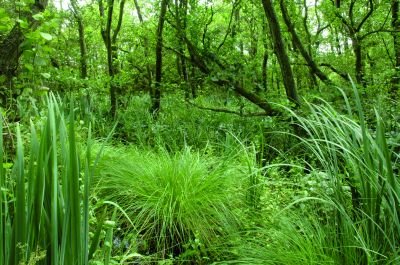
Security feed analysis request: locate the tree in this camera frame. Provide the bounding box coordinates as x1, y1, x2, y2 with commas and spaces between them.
392, 0, 400, 96
261, 0, 299, 105
183, 35, 276, 115
98, 0, 126, 117
151, 0, 169, 116
279, 0, 332, 86
133, 0, 153, 94
173, 0, 194, 99
0, 0, 48, 109
70, 0, 88, 79
332, 0, 375, 87
261, 18, 269, 92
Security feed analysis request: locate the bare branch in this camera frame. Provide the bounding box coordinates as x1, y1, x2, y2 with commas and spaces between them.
320, 63, 350, 81
356, 0, 373, 33
217, 0, 241, 52
112, 0, 126, 43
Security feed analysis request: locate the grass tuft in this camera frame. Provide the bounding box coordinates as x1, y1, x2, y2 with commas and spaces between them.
95, 145, 244, 260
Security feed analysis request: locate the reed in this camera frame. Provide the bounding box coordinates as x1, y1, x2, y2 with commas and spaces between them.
0, 94, 101, 265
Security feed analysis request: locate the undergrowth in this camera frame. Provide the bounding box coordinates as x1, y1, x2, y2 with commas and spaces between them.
1, 86, 398, 264
93, 143, 249, 263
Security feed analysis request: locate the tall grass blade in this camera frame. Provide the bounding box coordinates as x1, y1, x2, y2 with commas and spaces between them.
82, 123, 92, 265
0, 115, 6, 264
48, 97, 59, 265
0, 94, 100, 265
0, 117, 3, 264
104, 209, 117, 265
88, 207, 107, 261
13, 124, 26, 264
68, 98, 81, 264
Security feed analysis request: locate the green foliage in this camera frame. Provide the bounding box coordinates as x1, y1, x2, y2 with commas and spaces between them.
0, 8, 13, 33
294, 88, 400, 264
94, 145, 245, 260
1, 0, 399, 263
0, 95, 102, 265
231, 213, 335, 265
110, 93, 266, 150
254, 87, 400, 264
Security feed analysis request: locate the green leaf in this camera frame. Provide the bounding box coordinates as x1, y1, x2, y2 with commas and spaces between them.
39, 32, 53, 41
0, 8, 7, 20
15, 1, 26, 7
32, 13, 44, 21
20, 39, 33, 50
35, 86, 49, 96
3, 163, 13, 169
35, 57, 47, 66
42, 46, 54, 53
24, 64, 34, 72
16, 19, 29, 29
40, 73, 51, 79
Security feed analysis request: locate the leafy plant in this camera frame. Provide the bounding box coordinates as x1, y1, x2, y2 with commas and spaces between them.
0, 94, 101, 265
229, 85, 399, 265
283, 86, 400, 264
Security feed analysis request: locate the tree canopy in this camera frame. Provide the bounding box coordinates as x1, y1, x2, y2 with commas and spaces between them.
0, 0, 397, 118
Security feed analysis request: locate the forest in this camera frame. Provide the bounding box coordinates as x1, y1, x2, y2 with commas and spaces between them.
0, 0, 399, 264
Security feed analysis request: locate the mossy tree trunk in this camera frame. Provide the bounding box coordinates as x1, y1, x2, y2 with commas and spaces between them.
71, 0, 88, 79
0, 0, 48, 110
133, 0, 153, 93
261, 0, 300, 106
392, 0, 400, 96
279, 0, 332, 86
99, 0, 126, 118
151, 0, 169, 117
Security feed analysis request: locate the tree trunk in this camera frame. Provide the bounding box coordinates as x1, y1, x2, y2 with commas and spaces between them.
261, 19, 269, 92
302, 0, 318, 89
0, 26, 22, 108
0, 0, 48, 109
71, 0, 88, 79
190, 66, 196, 98
174, 0, 191, 99
184, 36, 277, 115
99, 0, 116, 116
352, 36, 365, 87
99, 0, 126, 118
279, 0, 332, 86
261, 0, 300, 105
77, 20, 88, 78
151, 0, 169, 116
392, 0, 400, 96
133, 0, 153, 92
262, 49, 269, 92
333, 0, 373, 87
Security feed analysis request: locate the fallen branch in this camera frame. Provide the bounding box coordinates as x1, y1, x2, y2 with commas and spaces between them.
186, 100, 272, 117
320, 63, 350, 81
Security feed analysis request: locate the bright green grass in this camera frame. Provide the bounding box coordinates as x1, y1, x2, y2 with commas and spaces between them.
94, 144, 246, 260
289, 87, 400, 264
232, 86, 400, 264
